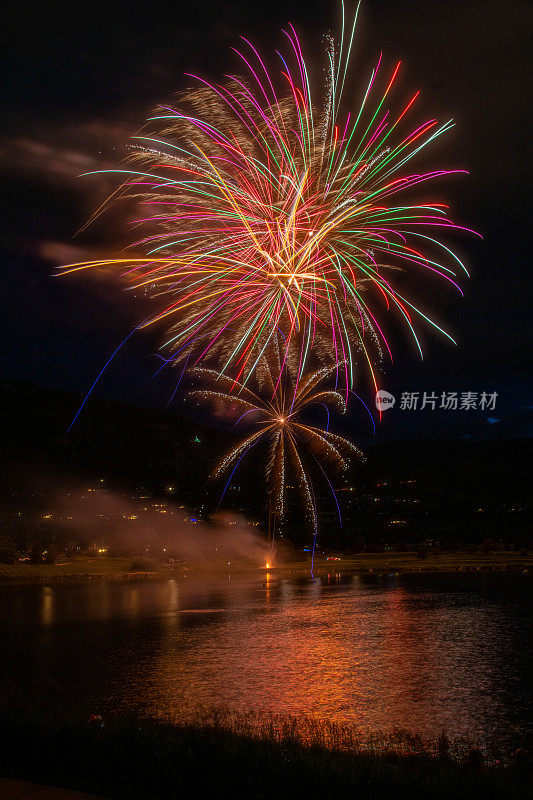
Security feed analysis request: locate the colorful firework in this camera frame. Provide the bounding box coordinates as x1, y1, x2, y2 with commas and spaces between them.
60, 4, 476, 556
60, 1, 474, 396
189, 356, 363, 544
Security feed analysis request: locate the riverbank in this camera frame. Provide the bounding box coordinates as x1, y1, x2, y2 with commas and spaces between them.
0, 557, 159, 584
0, 551, 530, 584
0, 709, 529, 800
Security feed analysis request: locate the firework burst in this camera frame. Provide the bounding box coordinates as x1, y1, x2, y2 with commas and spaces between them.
189, 357, 363, 540
61, 1, 474, 396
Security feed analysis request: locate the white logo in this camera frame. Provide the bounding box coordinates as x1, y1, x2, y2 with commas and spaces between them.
375, 390, 396, 411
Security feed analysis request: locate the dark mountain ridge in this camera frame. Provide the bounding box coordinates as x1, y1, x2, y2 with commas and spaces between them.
1, 379, 531, 550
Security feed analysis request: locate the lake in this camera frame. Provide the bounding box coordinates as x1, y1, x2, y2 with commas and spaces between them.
0, 571, 530, 753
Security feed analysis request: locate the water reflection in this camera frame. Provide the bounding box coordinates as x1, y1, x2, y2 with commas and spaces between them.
40, 586, 54, 626
0, 573, 529, 751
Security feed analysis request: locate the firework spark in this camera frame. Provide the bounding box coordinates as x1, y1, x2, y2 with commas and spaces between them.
189, 356, 363, 540
61, 2, 475, 395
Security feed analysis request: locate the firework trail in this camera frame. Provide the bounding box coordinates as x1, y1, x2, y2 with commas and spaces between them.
61, 1, 474, 396
189, 354, 363, 545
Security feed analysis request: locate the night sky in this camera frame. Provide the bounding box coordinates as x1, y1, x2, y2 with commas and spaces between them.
2, 0, 531, 443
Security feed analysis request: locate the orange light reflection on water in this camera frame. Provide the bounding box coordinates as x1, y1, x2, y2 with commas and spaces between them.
30, 572, 523, 750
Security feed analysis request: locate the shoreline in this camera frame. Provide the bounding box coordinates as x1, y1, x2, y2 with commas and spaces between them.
0, 709, 529, 799
0, 552, 530, 585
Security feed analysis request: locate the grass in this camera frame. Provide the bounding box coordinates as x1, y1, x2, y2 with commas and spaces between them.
0, 557, 157, 581
0, 551, 529, 583
0, 708, 529, 800
298, 551, 532, 574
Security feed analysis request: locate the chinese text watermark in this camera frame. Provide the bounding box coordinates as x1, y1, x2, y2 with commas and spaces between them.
375, 390, 498, 412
